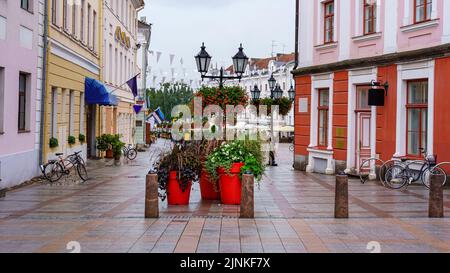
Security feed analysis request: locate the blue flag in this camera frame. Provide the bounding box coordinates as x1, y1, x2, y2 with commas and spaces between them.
126, 74, 139, 97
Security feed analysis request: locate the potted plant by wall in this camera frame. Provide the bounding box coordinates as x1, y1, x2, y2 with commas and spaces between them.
68, 135, 76, 145
96, 134, 115, 158
205, 139, 265, 205
111, 135, 125, 164
198, 139, 222, 200
155, 142, 202, 205
79, 134, 86, 144
49, 137, 59, 149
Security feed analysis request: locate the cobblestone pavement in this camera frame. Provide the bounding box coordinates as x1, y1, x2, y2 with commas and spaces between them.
0, 139, 449, 253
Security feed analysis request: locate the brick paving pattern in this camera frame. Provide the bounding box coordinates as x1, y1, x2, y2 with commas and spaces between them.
0, 140, 449, 253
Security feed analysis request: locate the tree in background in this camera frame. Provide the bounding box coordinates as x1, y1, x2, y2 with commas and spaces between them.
146, 82, 194, 120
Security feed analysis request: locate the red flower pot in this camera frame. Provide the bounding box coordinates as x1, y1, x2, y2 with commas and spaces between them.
167, 171, 192, 205
200, 170, 220, 200
105, 149, 114, 159
218, 163, 245, 205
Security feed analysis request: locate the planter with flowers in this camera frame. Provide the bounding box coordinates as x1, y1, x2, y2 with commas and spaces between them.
205, 140, 265, 205
155, 142, 202, 205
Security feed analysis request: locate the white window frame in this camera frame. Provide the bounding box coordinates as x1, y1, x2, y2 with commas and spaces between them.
316, 0, 338, 45
355, 0, 381, 36
403, 0, 438, 26
395, 60, 435, 158
310, 73, 334, 150
0, 67, 5, 134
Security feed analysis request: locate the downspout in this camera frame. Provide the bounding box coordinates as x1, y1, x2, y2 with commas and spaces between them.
294, 0, 299, 70
39, 0, 49, 165
292, 0, 299, 169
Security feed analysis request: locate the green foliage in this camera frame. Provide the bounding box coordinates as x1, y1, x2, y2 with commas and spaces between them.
146, 82, 194, 120
205, 139, 266, 189
155, 141, 203, 199
49, 137, 59, 148
78, 134, 86, 143
195, 85, 249, 111
96, 134, 124, 156
68, 135, 76, 145
254, 97, 292, 116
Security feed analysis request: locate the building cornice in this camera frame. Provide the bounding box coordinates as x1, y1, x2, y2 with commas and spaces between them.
292, 43, 450, 76
50, 38, 100, 75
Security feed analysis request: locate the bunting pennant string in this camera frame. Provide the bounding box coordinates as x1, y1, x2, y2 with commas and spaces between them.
169, 54, 175, 66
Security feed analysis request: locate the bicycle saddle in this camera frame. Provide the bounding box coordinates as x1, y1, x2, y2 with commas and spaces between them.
55, 153, 63, 156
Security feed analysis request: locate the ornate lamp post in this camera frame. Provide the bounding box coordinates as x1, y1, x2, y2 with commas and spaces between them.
251, 85, 261, 102
195, 43, 249, 89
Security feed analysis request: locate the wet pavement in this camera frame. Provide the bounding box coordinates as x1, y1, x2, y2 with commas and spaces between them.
0, 139, 449, 253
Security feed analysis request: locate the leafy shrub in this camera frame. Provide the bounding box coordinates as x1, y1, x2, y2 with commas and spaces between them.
68, 135, 76, 145
49, 137, 59, 148
78, 134, 86, 143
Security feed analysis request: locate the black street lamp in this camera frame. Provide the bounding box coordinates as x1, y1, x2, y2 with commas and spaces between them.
195, 43, 249, 88
268, 74, 276, 92
251, 85, 261, 102
288, 85, 295, 102
272, 85, 284, 100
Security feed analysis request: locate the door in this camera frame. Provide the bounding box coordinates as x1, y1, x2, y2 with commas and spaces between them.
355, 86, 372, 172
356, 112, 371, 172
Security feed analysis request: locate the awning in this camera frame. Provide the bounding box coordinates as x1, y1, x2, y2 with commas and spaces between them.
85, 77, 118, 106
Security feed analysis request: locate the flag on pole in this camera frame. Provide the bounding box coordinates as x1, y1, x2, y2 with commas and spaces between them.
126, 74, 139, 97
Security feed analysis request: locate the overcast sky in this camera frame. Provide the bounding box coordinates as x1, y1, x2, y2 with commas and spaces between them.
139, 0, 295, 87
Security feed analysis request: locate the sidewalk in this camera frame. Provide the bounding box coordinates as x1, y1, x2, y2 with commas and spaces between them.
0, 139, 449, 253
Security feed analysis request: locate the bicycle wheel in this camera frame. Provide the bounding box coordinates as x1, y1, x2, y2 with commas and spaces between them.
43, 162, 64, 183
384, 165, 409, 189
359, 158, 384, 184
76, 164, 88, 182
127, 149, 138, 160
422, 166, 447, 189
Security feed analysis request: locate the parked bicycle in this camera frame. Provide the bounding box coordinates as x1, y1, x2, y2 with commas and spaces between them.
122, 144, 138, 161
40, 151, 88, 183
384, 149, 447, 189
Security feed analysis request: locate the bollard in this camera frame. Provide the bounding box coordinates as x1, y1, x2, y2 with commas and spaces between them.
0, 189, 5, 198
335, 174, 349, 219
240, 173, 254, 219
145, 173, 159, 218
429, 173, 444, 218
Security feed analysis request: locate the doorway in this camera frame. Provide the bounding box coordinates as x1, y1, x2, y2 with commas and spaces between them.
355, 86, 372, 172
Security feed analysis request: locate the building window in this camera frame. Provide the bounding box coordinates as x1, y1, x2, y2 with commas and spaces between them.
18, 73, 29, 132
80, 0, 85, 41
324, 1, 334, 44
51, 88, 58, 138
363, 0, 376, 34
79, 92, 85, 135
21, 0, 32, 13
63, 0, 68, 30
51, 0, 57, 25
69, 90, 75, 136
109, 44, 113, 83
406, 80, 428, 157
414, 0, 432, 23
87, 4, 91, 46
72, 2, 76, 36
93, 10, 97, 51
317, 88, 329, 147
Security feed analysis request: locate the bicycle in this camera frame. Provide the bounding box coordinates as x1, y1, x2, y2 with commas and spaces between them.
384, 149, 447, 189
122, 144, 138, 161
40, 151, 88, 183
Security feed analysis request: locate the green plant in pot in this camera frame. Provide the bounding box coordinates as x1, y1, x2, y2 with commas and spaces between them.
49, 137, 59, 148
96, 134, 116, 158
68, 135, 76, 145
205, 139, 265, 205
154, 141, 202, 205
79, 134, 86, 144
111, 136, 125, 161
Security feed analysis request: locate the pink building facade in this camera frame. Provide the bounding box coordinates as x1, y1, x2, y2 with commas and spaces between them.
293, 0, 450, 175
0, 1, 43, 188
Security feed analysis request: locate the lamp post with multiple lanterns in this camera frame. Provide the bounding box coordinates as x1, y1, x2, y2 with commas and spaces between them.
195, 43, 249, 89
250, 74, 296, 166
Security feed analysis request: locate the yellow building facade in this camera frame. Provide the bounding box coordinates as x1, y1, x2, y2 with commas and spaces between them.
43, 0, 103, 161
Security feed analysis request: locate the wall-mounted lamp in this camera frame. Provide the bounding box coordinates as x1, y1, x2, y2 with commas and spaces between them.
368, 80, 389, 106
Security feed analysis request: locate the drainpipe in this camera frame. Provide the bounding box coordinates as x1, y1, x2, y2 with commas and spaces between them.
39, 0, 49, 165
294, 0, 299, 70
292, 0, 299, 169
